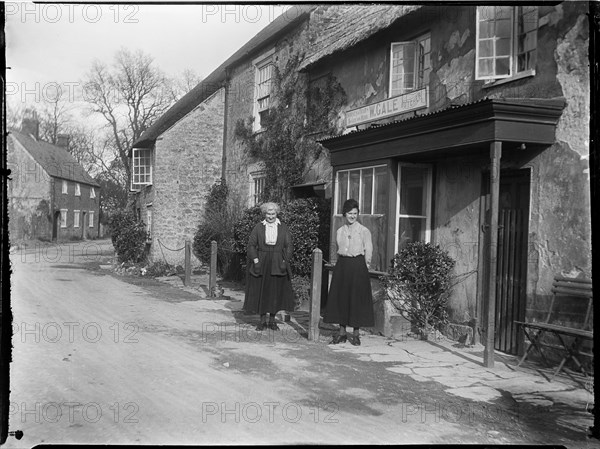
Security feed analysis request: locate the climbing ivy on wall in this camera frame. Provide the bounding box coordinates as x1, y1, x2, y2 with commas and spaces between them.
234, 52, 346, 203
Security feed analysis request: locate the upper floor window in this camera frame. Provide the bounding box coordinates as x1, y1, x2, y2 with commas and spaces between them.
62, 180, 68, 194
90, 187, 96, 199
253, 50, 275, 132
389, 33, 431, 97
131, 148, 153, 191
75, 183, 81, 196
475, 6, 538, 80
336, 165, 387, 215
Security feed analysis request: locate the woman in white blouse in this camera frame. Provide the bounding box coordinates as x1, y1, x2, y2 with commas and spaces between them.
243, 202, 295, 331
324, 198, 374, 345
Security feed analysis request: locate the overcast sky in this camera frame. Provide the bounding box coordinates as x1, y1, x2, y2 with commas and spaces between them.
5, 2, 289, 111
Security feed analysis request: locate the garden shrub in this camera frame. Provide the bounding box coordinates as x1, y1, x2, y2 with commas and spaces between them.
108, 210, 147, 264
233, 199, 322, 277
381, 242, 456, 339
193, 181, 238, 277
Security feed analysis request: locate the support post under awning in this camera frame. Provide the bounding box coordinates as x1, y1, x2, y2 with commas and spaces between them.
484, 141, 502, 368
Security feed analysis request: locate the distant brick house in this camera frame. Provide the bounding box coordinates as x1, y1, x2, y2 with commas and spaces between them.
134, 4, 591, 353
7, 113, 101, 241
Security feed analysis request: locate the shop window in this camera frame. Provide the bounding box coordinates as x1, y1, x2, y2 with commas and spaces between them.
131, 148, 153, 191
336, 165, 387, 215
475, 5, 538, 80
389, 33, 431, 97
396, 164, 432, 251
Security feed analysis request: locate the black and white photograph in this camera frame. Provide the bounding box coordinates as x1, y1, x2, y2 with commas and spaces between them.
1, 1, 597, 446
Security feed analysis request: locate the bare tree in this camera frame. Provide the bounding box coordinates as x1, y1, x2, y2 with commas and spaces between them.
169, 68, 203, 101
83, 48, 175, 188
38, 86, 73, 145
6, 99, 26, 130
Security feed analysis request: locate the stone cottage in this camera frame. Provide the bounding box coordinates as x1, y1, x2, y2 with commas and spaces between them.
303, 3, 591, 356
7, 112, 101, 241
131, 88, 225, 266
131, 5, 314, 265
134, 4, 591, 359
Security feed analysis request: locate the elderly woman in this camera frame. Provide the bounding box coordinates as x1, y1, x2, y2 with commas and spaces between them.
243, 202, 295, 331
324, 198, 374, 346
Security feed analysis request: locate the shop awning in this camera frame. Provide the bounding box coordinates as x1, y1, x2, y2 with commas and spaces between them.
319, 97, 566, 166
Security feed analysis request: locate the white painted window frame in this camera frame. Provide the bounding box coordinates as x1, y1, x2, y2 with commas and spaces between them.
60, 209, 68, 228
395, 162, 433, 252
89, 210, 95, 228
131, 148, 153, 190
389, 32, 431, 98
74, 210, 80, 228
334, 164, 387, 216
252, 48, 276, 132
62, 180, 68, 194
475, 5, 538, 81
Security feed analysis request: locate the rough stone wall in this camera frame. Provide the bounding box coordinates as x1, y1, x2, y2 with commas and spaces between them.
7, 135, 52, 240
223, 20, 310, 208
310, 2, 591, 331
433, 156, 484, 324
149, 89, 225, 266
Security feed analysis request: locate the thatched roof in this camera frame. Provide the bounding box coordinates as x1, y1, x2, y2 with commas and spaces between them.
299, 4, 421, 71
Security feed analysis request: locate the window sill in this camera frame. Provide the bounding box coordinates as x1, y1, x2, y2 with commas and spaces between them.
482, 70, 536, 89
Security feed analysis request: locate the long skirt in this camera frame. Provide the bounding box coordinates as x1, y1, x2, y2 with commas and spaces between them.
243, 250, 295, 315
323, 255, 374, 328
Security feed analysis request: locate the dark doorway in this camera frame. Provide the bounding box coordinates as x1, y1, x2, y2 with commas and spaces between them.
52, 211, 60, 241
82, 212, 87, 240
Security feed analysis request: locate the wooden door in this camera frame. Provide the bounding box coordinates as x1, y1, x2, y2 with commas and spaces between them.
494, 170, 530, 355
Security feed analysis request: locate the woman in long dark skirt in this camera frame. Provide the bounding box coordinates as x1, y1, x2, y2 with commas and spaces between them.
324, 198, 374, 346
243, 202, 295, 331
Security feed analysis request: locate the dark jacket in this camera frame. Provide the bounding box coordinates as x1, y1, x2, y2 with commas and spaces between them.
247, 221, 293, 278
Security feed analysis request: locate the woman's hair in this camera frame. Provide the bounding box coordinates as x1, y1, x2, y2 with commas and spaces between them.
342, 198, 359, 216
260, 202, 280, 214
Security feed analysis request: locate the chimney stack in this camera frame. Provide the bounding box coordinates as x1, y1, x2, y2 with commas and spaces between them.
21, 109, 40, 140
56, 134, 70, 149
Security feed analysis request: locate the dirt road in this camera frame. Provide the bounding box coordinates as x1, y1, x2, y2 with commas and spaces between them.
5, 240, 592, 446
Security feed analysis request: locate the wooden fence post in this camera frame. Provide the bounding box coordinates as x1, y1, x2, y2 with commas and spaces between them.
209, 240, 217, 296
309, 248, 323, 341
184, 240, 191, 286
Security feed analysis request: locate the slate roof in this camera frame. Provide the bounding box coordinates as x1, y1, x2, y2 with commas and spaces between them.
299, 4, 421, 70
10, 129, 100, 187
134, 4, 315, 148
